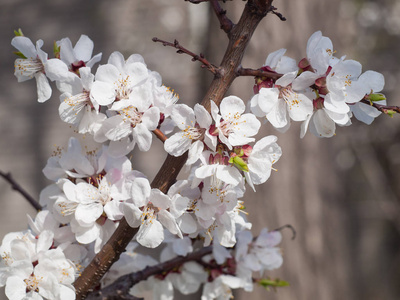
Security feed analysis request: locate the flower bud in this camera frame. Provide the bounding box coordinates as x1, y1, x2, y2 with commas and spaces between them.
367, 93, 386, 102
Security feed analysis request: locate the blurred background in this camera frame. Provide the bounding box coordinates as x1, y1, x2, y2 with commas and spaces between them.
1, 0, 400, 299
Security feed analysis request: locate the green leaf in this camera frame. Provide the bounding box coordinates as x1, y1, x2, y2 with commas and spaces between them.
258, 278, 289, 291
13, 51, 27, 59
14, 28, 24, 36
231, 156, 249, 172
385, 109, 396, 118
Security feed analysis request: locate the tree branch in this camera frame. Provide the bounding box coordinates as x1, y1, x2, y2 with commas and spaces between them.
75, 1, 277, 298
236, 66, 283, 80
86, 246, 212, 300
0, 170, 42, 211
152, 129, 167, 143
360, 99, 400, 115
210, 0, 234, 34
273, 224, 296, 240
152, 38, 222, 76
270, 5, 286, 21
185, 0, 234, 3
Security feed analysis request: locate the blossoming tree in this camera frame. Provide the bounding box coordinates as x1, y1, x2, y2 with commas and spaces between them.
1, 0, 399, 299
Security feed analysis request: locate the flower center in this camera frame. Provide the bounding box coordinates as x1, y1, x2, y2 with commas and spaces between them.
14, 58, 44, 78
24, 274, 42, 293
119, 106, 143, 127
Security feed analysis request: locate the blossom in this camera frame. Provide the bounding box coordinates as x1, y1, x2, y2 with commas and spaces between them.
58, 67, 106, 134
11, 36, 68, 102
57, 34, 102, 73
241, 135, 282, 190
350, 70, 386, 124
90, 51, 149, 106
42, 136, 132, 181
164, 103, 214, 165
0, 230, 76, 300
250, 72, 313, 132
123, 178, 182, 248
211, 96, 261, 150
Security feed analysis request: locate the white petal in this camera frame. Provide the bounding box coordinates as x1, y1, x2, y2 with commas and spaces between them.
194, 104, 212, 128
11, 36, 36, 58
74, 35, 94, 62
171, 104, 195, 130
164, 132, 192, 156
35, 73, 52, 103
136, 220, 164, 248
257, 88, 279, 114
90, 81, 116, 106
220, 96, 245, 117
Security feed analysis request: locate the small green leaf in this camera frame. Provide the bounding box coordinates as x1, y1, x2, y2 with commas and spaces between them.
386, 109, 396, 118
13, 51, 27, 59
14, 28, 24, 36
258, 278, 289, 291
231, 156, 249, 172
53, 41, 61, 58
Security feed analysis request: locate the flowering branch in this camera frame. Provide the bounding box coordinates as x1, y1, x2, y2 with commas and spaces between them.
236, 66, 283, 80
360, 99, 400, 116
210, 0, 234, 34
152, 37, 222, 76
86, 246, 213, 300
74, 1, 278, 298
0, 170, 42, 211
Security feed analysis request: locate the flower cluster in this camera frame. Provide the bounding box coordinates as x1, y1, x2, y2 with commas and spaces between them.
250, 31, 387, 137
1, 29, 388, 300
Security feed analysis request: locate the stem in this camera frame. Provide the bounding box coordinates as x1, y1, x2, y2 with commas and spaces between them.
0, 171, 42, 211
152, 38, 221, 75
75, 1, 276, 298
360, 99, 400, 114
86, 246, 213, 300
237, 66, 283, 80
210, 0, 234, 34
153, 129, 167, 143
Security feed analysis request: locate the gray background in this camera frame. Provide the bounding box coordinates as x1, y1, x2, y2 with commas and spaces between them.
1, 0, 400, 299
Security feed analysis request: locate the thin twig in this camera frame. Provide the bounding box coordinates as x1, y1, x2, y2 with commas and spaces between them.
0, 171, 42, 211
185, 0, 234, 3
273, 224, 296, 240
152, 129, 167, 143
360, 99, 400, 115
236, 66, 283, 80
86, 246, 213, 300
270, 5, 286, 21
210, 0, 234, 34
152, 38, 222, 76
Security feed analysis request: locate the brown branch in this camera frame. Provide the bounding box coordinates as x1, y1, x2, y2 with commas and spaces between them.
237, 66, 283, 80
210, 0, 234, 34
152, 129, 167, 143
86, 246, 212, 300
185, 0, 234, 3
201, 0, 275, 112
273, 224, 296, 240
0, 170, 42, 211
152, 38, 222, 76
75, 1, 277, 298
270, 5, 286, 21
360, 99, 400, 115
